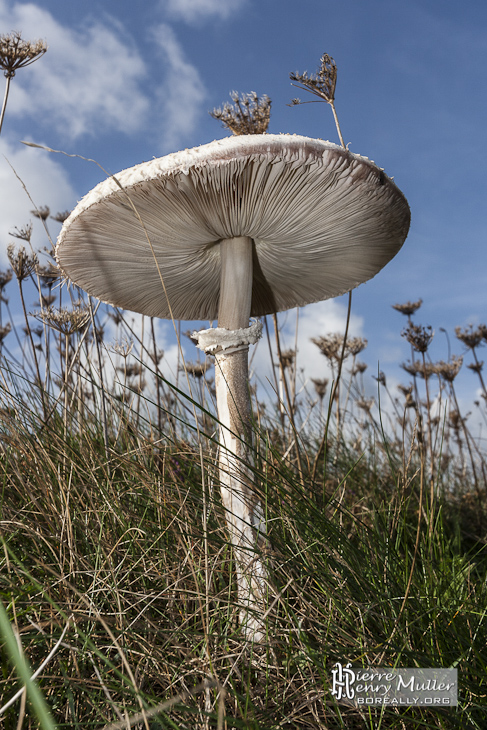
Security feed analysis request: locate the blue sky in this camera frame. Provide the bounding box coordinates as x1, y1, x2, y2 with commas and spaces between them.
1, 0, 486, 419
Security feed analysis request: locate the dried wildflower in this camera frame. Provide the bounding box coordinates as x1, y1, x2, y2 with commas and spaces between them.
182, 361, 210, 379
352, 361, 368, 375
401, 359, 436, 379
373, 371, 387, 387
397, 383, 416, 408
0, 322, 11, 342
467, 361, 483, 374
31, 205, 50, 221
311, 377, 328, 399
312, 333, 365, 362
401, 322, 434, 353
434, 355, 463, 383
0, 268, 12, 291
33, 303, 90, 335
117, 363, 143, 378
455, 324, 485, 350
346, 337, 368, 356
183, 329, 199, 345
51, 210, 71, 223
9, 223, 32, 242
110, 339, 134, 358
311, 333, 347, 362
7, 243, 38, 281
357, 397, 374, 412
397, 383, 413, 397
0, 32, 47, 135
0, 31, 47, 78
290, 53, 337, 105
392, 298, 422, 317
289, 53, 345, 147
448, 410, 464, 430
210, 91, 271, 135
279, 349, 295, 371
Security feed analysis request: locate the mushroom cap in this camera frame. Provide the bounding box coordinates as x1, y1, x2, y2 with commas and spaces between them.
56, 134, 410, 321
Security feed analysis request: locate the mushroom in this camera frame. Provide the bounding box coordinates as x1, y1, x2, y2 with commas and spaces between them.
55, 133, 410, 640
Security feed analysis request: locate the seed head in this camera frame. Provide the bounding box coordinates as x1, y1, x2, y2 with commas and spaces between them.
346, 336, 368, 356
373, 371, 387, 387
401, 359, 436, 379
0, 268, 12, 291
311, 377, 328, 399
51, 210, 71, 224
311, 333, 347, 361
351, 361, 368, 375
467, 361, 483, 374
434, 356, 463, 383
117, 363, 143, 378
9, 223, 32, 243
31, 205, 50, 221
398, 383, 416, 408
33, 303, 90, 335
448, 410, 464, 430
0, 322, 11, 342
279, 349, 295, 371
182, 361, 210, 379
290, 53, 338, 105
357, 397, 374, 413
392, 298, 423, 317
110, 339, 134, 358
455, 324, 485, 350
210, 91, 271, 135
401, 322, 434, 353
7, 243, 38, 281
0, 31, 47, 79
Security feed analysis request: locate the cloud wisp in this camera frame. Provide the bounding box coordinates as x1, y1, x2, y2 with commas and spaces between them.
151, 23, 207, 151
162, 0, 246, 24
0, 1, 149, 140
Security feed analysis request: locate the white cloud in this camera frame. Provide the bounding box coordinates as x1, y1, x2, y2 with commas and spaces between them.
151, 24, 207, 151
162, 0, 246, 23
248, 298, 365, 406
0, 1, 149, 139
0, 138, 76, 263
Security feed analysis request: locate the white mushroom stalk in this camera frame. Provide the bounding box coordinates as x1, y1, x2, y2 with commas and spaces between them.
55, 133, 411, 642
194, 236, 267, 639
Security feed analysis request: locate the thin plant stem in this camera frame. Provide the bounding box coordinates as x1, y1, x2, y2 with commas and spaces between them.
311, 291, 353, 484
17, 278, 47, 419
88, 298, 110, 477
272, 312, 304, 486
330, 102, 345, 148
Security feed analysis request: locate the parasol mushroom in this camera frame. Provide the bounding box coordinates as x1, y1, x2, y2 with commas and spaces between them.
55, 133, 410, 640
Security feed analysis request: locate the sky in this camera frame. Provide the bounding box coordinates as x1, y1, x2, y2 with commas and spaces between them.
0, 0, 486, 426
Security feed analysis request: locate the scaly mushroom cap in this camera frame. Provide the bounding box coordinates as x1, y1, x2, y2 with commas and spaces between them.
56, 134, 410, 320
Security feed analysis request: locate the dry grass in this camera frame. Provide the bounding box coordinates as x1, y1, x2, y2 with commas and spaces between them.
0, 221, 486, 729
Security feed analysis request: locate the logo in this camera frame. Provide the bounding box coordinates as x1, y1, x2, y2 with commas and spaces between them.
330, 664, 458, 706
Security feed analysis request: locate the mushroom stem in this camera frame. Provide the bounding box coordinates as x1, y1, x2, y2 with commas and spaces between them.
216, 236, 268, 640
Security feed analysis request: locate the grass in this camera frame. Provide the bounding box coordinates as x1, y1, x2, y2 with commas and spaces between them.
0, 218, 486, 729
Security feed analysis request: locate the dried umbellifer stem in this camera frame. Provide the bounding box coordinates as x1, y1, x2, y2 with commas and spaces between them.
0, 31, 47, 135
289, 53, 345, 148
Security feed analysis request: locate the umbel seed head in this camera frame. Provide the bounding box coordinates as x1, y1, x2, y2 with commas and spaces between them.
0, 31, 47, 78
210, 91, 271, 135
290, 53, 338, 105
